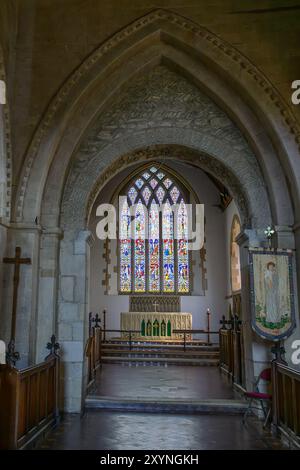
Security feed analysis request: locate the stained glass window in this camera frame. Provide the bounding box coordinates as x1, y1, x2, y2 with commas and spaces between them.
119, 165, 190, 294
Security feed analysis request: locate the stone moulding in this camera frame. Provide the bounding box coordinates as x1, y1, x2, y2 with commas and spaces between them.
85, 146, 251, 229
0, 47, 12, 221
15, 8, 300, 222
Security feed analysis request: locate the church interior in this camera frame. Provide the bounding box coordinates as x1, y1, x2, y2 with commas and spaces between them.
0, 0, 300, 452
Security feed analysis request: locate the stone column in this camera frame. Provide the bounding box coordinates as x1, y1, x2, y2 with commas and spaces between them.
35, 227, 63, 363
58, 229, 92, 412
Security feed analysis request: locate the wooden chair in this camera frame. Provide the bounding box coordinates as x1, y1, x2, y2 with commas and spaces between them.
242, 368, 272, 428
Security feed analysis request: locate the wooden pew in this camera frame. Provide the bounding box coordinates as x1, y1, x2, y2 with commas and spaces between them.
0, 341, 60, 449
272, 361, 300, 446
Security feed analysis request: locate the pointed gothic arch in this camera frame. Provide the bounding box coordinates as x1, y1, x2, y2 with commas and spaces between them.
14, 8, 298, 230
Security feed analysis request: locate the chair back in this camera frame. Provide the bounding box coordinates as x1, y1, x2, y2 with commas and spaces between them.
260, 368, 271, 381
255, 367, 271, 394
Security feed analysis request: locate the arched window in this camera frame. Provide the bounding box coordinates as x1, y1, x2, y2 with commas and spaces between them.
230, 215, 241, 293
119, 165, 190, 294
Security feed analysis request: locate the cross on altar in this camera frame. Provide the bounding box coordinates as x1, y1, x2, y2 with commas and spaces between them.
153, 300, 160, 313
3, 247, 31, 341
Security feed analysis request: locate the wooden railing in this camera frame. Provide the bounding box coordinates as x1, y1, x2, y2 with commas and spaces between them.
0, 349, 59, 449
85, 326, 102, 391
219, 316, 244, 387
272, 361, 300, 445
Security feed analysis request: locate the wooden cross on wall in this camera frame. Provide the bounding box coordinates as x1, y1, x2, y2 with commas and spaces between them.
3, 247, 31, 342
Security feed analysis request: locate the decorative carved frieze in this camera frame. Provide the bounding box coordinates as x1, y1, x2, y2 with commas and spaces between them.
130, 295, 180, 313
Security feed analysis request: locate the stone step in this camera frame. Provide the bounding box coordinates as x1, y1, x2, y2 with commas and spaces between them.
101, 356, 219, 366
101, 349, 219, 359
85, 396, 247, 414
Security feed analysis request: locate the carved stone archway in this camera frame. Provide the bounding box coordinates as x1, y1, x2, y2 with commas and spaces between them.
8, 9, 300, 412
16, 9, 297, 228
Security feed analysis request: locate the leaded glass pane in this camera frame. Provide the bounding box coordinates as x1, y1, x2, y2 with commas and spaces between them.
163, 200, 175, 292
157, 172, 165, 180
142, 186, 151, 206
134, 200, 146, 292
120, 201, 131, 292
170, 186, 180, 204
149, 202, 160, 292
143, 172, 151, 180
150, 166, 157, 173
163, 178, 172, 189
150, 178, 158, 189
156, 186, 165, 204
177, 200, 189, 293
135, 178, 144, 189
128, 186, 137, 204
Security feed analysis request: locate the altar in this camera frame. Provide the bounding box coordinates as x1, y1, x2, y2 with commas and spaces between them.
120, 311, 192, 340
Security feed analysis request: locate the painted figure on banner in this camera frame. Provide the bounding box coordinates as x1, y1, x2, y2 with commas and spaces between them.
249, 250, 296, 340
264, 261, 280, 323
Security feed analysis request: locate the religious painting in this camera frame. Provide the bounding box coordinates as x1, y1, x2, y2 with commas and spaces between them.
249, 249, 296, 341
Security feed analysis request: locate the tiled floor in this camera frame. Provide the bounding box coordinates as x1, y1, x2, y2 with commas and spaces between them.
37, 412, 286, 450
90, 364, 236, 399
36, 365, 287, 450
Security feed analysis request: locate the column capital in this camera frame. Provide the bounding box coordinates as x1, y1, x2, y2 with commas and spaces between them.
74, 229, 93, 254
42, 227, 64, 239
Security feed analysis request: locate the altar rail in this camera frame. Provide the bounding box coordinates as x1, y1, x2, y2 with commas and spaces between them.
272, 361, 300, 445
0, 351, 59, 449
173, 329, 219, 350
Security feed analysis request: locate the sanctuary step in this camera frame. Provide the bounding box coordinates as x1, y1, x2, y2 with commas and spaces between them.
85, 397, 247, 414
101, 340, 219, 366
